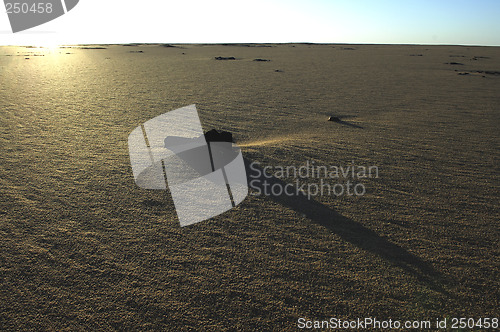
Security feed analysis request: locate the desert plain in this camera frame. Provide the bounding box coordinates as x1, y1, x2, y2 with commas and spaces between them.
0, 43, 499, 330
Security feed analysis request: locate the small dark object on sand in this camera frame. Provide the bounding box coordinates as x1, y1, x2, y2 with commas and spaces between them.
445, 62, 464, 65
328, 116, 341, 122
253, 58, 270, 62
215, 56, 236, 60
475, 70, 500, 76
79, 47, 107, 49
204, 129, 234, 143
458, 72, 469, 75
274, 69, 283, 72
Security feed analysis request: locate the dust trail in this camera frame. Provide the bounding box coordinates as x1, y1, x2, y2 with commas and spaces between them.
239, 136, 300, 147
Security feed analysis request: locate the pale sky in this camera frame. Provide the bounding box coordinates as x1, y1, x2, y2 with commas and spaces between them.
1, 0, 499, 46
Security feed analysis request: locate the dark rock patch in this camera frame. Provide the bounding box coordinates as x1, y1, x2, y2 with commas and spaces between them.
215, 56, 236, 60
253, 58, 270, 62
471, 56, 491, 61
328, 116, 341, 122
79, 46, 107, 49
220, 43, 273, 48
17, 53, 44, 57
455, 70, 500, 77
476, 70, 500, 76
204, 129, 234, 143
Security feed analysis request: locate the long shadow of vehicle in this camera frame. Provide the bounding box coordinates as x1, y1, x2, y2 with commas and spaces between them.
244, 158, 447, 293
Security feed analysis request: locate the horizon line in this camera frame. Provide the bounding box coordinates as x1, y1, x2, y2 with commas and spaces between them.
1, 42, 500, 47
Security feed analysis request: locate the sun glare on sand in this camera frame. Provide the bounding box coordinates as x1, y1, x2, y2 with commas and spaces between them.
30, 41, 62, 51
17, 33, 64, 51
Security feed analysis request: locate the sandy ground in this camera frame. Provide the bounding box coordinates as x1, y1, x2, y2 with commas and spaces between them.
0, 44, 499, 330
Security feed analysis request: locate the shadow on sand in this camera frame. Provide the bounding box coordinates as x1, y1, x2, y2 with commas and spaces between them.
244, 158, 446, 292
326, 115, 364, 129
335, 120, 364, 129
